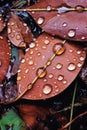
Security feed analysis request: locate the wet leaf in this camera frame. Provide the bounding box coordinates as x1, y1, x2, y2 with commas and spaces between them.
0, 109, 27, 130
17, 33, 86, 100
28, 0, 87, 42
0, 35, 10, 83
0, 13, 6, 32
7, 12, 33, 47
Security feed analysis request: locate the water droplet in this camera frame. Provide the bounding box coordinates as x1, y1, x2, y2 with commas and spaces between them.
16, 34, 21, 40
68, 63, 76, 71
21, 58, 25, 63
28, 60, 34, 65
37, 52, 41, 56
30, 50, 33, 55
80, 56, 85, 61
49, 73, 54, 79
57, 75, 64, 81
63, 80, 67, 84
17, 76, 21, 81
11, 22, 15, 26
44, 39, 50, 45
42, 46, 46, 49
43, 84, 52, 95
81, 36, 86, 40
37, 17, 44, 25
77, 62, 82, 68
8, 27, 12, 34
75, 5, 84, 12
25, 69, 29, 73
29, 42, 36, 48
17, 69, 21, 73
43, 78, 47, 82
77, 50, 81, 54
62, 22, 67, 27
68, 29, 76, 38
47, 5, 52, 11
36, 67, 47, 78
56, 63, 63, 69
69, 49, 73, 53
53, 43, 65, 55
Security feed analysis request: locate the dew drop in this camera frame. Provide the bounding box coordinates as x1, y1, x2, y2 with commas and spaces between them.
44, 39, 50, 45
37, 52, 41, 56
77, 62, 82, 68
29, 42, 36, 48
36, 67, 47, 78
8, 27, 12, 34
69, 49, 73, 53
17, 69, 21, 73
43, 78, 47, 82
77, 50, 81, 54
63, 80, 67, 84
81, 36, 86, 40
56, 63, 63, 69
37, 17, 44, 25
43, 84, 52, 95
80, 56, 85, 61
75, 5, 84, 12
21, 58, 25, 63
25, 69, 29, 73
62, 22, 67, 27
11, 22, 15, 26
68, 29, 76, 38
30, 50, 33, 55
68, 63, 76, 71
47, 5, 52, 11
28, 60, 34, 65
16, 34, 21, 40
49, 73, 54, 79
53, 43, 65, 55
57, 75, 64, 81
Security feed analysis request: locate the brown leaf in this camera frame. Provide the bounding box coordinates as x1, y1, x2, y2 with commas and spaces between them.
18, 104, 50, 129
7, 13, 33, 47
28, 0, 87, 42
0, 35, 11, 82
0, 14, 6, 32
17, 33, 86, 100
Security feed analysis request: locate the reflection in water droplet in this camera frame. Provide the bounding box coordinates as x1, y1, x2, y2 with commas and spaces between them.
57, 75, 64, 81
53, 43, 65, 55
43, 84, 52, 94
56, 63, 63, 69
63, 80, 67, 84
21, 58, 25, 63
16, 34, 21, 40
62, 22, 67, 27
29, 42, 36, 48
81, 36, 86, 40
68, 29, 76, 38
47, 5, 52, 11
49, 73, 54, 79
28, 60, 34, 65
37, 17, 44, 25
80, 57, 85, 61
68, 63, 76, 71
77, 63, 82, 67
77, 50, 81, 54
44, 39, 50, 45
36, 67, 47, 78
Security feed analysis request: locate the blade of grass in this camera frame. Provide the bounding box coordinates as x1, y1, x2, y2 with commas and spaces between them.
69, 81, 77, 130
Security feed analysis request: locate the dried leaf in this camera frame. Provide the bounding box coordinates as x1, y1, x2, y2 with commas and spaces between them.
17, 33, 86, 100
7, 12, 33, 47
0, 35, 10, 82
28, 0, 87, 42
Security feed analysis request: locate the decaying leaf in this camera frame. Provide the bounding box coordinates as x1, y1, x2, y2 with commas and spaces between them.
17, 33, 86, 100
0, 109, 27, 130
0, 35, 10, 83
28, 0, 87, 42
7, 12, 33, 47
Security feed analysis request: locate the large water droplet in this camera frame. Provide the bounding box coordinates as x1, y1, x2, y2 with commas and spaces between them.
68, 63, 76, 71
57, 75, 64, 81
68, 29, 76, 38
77, 62, 82, 68
53, 43, 65, 55
43, 84, 52, 94
29, 42, 36, 48
56, 63, 63, 69
37, 17, 44, 25
36, 67, 47, 78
